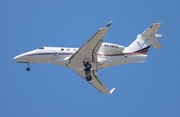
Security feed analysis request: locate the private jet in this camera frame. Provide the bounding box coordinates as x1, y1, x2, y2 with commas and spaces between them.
13, 21, 162, 94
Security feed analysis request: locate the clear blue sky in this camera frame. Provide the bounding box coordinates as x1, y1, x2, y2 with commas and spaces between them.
1, 0, 180, 117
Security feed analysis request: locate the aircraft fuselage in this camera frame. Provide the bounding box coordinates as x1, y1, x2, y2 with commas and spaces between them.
14, 42, 147, 70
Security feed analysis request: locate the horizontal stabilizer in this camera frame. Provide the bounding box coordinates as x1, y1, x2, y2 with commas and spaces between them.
152, 38, 162, 48
152, 34, 162, 48
142, 23, 161, 36
141, 23, 162, 49
125, 23, 162, 52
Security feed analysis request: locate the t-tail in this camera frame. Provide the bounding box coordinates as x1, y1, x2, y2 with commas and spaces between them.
124, 23, 162, 54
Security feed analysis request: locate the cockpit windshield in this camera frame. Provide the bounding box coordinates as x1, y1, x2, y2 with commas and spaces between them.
38, 47, 44, 49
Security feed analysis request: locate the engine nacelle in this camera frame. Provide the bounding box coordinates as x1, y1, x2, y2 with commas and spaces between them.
99, 42, 124, 54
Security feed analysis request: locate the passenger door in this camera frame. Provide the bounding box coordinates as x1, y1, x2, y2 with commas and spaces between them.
51, 48, 59, 59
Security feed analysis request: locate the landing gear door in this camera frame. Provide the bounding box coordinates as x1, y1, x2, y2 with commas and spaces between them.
51, 48, 59, 59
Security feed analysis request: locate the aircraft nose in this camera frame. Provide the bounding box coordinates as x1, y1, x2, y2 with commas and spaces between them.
13, 51, 35, 61
13, 54, 24, 61
13, 56, 17, 60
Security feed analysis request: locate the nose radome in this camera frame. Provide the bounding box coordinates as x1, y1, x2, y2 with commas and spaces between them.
13, 54, 24, 61
13, 56, 17, 60
13, 54, 23, 61
13, 50, 35, 61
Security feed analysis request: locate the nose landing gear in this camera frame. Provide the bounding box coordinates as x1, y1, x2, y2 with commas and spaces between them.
26, 63, 30, 71
26, 67, 30, 71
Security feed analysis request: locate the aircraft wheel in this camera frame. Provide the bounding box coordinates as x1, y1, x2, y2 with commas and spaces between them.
86, 75, 92, 81
26, 67, 30, 71
84, 62, 92, 69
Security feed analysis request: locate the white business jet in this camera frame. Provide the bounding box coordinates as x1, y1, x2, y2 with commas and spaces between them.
13, 21, 162, 94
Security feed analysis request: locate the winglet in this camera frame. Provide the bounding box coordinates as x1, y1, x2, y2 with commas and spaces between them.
110, 87, 116, 94
106, 20, 113, 27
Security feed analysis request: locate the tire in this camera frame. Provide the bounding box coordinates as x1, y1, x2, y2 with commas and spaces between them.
86, 75, 92, 81
85, 63, 92, 69
26, 67, 30, 71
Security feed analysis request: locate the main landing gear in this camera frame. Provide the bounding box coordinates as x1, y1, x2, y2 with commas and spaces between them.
84, 62, 92, 81
86, 75, 92, 81
84, 62, 92, 69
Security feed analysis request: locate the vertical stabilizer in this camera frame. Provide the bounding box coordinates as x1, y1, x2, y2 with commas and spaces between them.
124, 23, 162, 53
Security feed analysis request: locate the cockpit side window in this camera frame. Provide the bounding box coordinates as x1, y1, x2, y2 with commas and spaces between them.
38, 47, 44, 49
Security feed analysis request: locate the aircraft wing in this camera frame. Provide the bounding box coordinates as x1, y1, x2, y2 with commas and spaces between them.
73, 69, 115, 94
67, 21, 113, 69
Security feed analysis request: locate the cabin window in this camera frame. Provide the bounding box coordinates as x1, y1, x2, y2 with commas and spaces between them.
73, 49, 76, 51
38, 47, 44, 49
67, 49, 70, 51
61, 48, 64, 51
